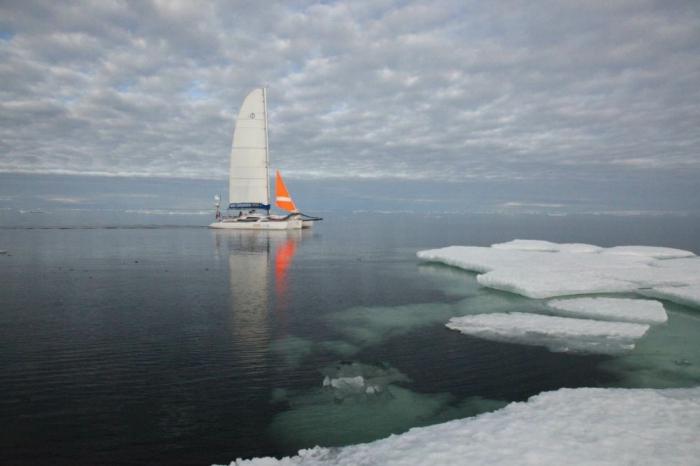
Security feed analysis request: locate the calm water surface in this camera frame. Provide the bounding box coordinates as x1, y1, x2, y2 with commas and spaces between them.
1, 213, 699, 465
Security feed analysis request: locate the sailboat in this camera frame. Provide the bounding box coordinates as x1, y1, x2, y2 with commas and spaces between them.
209, 88, 319, 230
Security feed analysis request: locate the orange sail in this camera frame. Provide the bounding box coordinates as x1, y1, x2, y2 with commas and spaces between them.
275, 170, 298, 212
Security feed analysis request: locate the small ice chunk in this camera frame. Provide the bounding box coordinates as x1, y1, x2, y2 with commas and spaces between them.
365, 385, 379, 395
641, 284, 700, 309
319, 362, 409, 398
446, 312, 649, 354
329, 376, 365, 391
477, 269, 640, 299
548, 297, 667, 324
602, 245, 695, 259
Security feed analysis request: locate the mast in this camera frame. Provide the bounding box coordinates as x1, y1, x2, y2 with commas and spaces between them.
263, 87, 270, 208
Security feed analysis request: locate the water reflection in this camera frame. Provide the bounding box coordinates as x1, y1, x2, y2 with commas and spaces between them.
212, 230, 302, 369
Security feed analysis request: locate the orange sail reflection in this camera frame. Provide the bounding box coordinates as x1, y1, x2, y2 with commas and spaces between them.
274, 238, 297, 298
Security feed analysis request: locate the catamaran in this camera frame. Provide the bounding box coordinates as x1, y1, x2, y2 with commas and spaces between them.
209, 88, 320, 230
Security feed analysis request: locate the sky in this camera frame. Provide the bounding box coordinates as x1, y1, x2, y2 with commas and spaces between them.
0, 0, 699, 212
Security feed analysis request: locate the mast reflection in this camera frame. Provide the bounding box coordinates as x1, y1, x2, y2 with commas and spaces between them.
212, 230, 301, 367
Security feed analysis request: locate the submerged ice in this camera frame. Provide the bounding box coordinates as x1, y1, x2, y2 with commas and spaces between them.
266, 362, 505, 450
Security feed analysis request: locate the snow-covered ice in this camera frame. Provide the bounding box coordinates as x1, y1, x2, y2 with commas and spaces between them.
223, 386, 700, 466
416, 240, 699, 362
476, 268, 641, 299
417, 245, 653, 276
418, 241, 698, 299
602, 245, 695, 259
491, 239, 602, 254
446, 312, 648, 354
547, 297, 668, 324
641, 284, 700, 309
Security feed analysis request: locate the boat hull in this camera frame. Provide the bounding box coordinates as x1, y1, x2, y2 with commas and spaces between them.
209, 218, 302, 230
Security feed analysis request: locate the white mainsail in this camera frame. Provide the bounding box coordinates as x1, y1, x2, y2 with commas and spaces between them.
228, 88, 270, 209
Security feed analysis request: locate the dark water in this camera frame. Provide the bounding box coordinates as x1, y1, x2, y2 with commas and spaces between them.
1, 213, 699, 465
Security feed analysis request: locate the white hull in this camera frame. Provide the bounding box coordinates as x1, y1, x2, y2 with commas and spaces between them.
209, 217, 302, 230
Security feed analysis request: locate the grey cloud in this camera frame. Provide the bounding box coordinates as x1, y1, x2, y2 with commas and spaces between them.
0, 0, 699, 184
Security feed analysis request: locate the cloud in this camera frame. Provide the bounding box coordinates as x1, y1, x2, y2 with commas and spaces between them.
0, 0, 699, 182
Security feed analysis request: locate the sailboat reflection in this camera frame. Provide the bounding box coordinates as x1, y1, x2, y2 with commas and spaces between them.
212, 230, 302, 366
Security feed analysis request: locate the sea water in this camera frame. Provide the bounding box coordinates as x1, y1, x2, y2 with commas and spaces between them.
1, 212, 699, 465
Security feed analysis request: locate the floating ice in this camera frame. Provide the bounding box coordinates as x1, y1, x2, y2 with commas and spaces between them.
446, 312, 649, 354
547, 297, 668, 324
602, 245, 695, 259
224, 386, 700, 466
653, 257, 700, 276
417, 241, 698, 300
418, 245, 653, 276
492, 239, 602, 254
320, 362, 409, 398
641, 285, 700, 309
477, 269, 640, 299
323, 376, 366, 392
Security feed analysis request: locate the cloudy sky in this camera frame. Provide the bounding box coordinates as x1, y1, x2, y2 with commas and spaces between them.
1, 0, 699, 190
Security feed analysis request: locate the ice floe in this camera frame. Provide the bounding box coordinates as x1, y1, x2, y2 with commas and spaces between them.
548, 297, 667, 324
446, 312, 649, 354
418, 240, 699, 300
224, 386, 700, 466
641, 284, 700, 310
491, 239, 602, 254
547, 297, 667, 324
602, 245, 695, 259
476, 269, 641, 299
